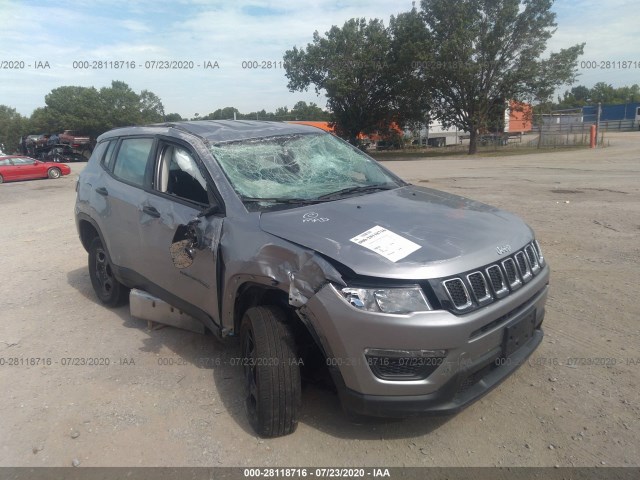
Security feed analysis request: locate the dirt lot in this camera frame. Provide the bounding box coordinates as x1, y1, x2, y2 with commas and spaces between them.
0, 132, 638, 468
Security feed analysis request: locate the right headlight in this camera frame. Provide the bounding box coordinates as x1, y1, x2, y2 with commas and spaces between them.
338, 286, 432, 314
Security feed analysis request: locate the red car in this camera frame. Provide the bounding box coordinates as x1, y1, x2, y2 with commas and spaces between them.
0, 156, 71, 184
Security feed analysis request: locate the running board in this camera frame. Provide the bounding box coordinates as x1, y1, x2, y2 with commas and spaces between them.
129, 289, 205, 334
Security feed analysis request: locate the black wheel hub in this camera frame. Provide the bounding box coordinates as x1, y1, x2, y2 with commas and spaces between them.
95, 247, 115, 297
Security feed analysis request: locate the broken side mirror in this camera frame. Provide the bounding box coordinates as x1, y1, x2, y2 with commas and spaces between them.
170, 202, 220, 269
169, 222, 199, 269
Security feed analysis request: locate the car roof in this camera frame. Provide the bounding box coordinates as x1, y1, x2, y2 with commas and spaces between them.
97, 120, 325, 144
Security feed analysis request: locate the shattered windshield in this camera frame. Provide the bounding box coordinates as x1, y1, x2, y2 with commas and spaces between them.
209, 133, 402, 206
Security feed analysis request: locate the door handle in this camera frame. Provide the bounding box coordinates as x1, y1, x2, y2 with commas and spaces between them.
95, 187, 108, 196
142, 205, 161, 218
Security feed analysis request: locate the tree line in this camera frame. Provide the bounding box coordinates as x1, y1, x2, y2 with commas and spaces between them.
0, 79, 329, 154
2, 0, 593, 155
544, 83, 640, 111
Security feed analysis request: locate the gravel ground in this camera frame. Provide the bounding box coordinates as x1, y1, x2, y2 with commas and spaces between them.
0, 131, 638, 467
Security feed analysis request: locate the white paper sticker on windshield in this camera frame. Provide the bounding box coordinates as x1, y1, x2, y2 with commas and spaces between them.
350, 226, 421, 262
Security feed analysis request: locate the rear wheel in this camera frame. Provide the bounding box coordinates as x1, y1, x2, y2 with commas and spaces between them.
88, 237, 128, 307
48, 167, 61, 179
240, 306, 301, 437
0, 174, 3, 184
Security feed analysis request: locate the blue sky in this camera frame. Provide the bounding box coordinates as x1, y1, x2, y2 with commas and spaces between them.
1, 0, 638, 118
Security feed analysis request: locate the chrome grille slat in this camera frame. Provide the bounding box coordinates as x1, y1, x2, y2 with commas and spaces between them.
467, 271, 492, 305
486, 265, 509, 298
524, 244, 540, 274
502, 257, 522, 290
443, 278, 472, 310
515, 251, 532, 282
533, 239, 545, 266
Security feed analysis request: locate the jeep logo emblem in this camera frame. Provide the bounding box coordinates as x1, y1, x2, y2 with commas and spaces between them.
496, 244, 512, 255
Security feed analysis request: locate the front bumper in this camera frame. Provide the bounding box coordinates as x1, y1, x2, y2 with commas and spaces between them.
301, 266, 549, 416
334, 329, 542, 417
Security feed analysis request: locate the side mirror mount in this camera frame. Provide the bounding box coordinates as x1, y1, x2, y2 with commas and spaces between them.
197, 204, 219, 218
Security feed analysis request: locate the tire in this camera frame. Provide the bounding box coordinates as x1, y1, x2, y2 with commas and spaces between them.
48, 167, 61, 179
88, 237, 128, 307
0, 174, 3, 184
240, 306, 301, 437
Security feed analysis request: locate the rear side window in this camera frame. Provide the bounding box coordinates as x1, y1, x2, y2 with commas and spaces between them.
112, 138, 154, 187
90, 141, 109, 165
103, 141, 117, 170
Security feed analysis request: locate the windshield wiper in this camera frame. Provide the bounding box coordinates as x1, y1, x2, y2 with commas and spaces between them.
240, 196, 329, 205
315, 184, 396, 200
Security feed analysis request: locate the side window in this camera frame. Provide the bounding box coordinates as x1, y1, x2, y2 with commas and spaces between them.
103, 141, 117, 170
13, 157, 34, 165
112, 138, 154, 187
156, 144, 209, 204
90, 141, 109, 165
0, 159, 11, 166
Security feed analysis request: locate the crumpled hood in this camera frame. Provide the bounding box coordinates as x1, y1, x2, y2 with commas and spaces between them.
259, 185, 534, 279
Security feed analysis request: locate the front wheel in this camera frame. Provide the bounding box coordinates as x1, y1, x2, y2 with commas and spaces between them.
88, 237, 128, 307
240, 306, 301, 437
47, 167, 61, 179
0, 174, 3, 184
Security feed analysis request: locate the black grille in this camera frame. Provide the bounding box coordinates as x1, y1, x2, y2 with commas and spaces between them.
367, 355, 445, 380
515, 251, 531, 280
525, 245, 540, 272
443, 278, 471, 309
486, 265, 507, 296
503, 258, 518, 286
467, 272, 490, 303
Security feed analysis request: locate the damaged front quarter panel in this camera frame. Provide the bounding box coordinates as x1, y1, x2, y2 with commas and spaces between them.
218, 215, 346, 335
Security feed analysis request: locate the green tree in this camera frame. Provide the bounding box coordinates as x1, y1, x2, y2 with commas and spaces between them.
164, 113, 184, 122
0, 105, 28, 153
200, 107, 239, 120
43, 85, 104, 137
417, 0, 585, 153
273, 106, 290, 120
28, 107, 60, 135
290, 101, 330, 120
139, 90, 165, 123
554, 83, 640, 109
41, 81, 167, 137
387, 7, 433, 133
99, 81, 141, 129
284, 18, 426, 144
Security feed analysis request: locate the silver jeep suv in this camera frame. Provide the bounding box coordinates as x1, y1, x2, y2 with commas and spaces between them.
75, 121, 549, 437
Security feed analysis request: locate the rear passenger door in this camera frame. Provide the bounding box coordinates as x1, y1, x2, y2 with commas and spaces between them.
97, 136, 156, 270
137, 139, 223, 325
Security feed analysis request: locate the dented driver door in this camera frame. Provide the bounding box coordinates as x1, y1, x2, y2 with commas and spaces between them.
137, 141, 223, 327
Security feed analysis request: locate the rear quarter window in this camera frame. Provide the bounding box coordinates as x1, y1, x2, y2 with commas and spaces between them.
90, 141, 109, 165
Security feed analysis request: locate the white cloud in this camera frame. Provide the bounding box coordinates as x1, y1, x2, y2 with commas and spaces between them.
1, 0, 638, 118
